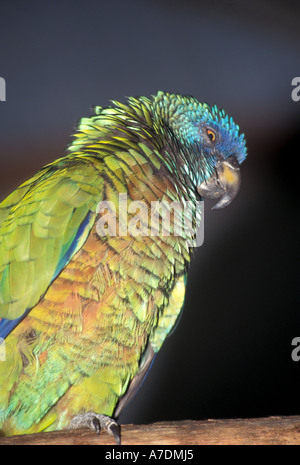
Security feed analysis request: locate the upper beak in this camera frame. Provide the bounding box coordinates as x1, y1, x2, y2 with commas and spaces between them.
197, 157, 241, 210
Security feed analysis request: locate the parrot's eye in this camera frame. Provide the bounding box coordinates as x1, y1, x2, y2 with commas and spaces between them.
201, 126, 218, 146
206, 129, 216, 142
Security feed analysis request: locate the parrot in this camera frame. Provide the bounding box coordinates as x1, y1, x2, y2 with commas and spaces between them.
0, 91, 247, 443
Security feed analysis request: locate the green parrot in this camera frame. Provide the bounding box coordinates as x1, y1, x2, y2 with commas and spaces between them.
0, 91, 247, 442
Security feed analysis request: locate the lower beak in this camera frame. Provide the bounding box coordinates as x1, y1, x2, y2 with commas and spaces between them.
197, 158, 241, 210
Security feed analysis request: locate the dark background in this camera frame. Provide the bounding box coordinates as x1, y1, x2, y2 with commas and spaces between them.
0, 0, 299, 424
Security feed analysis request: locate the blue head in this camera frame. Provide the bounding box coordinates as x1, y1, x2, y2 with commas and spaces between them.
154, 91, 247, 209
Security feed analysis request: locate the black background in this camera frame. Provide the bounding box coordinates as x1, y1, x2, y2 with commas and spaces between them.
0, 0, 299, 424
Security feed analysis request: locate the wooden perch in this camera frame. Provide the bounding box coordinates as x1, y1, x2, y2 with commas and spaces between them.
0, 416, 300, 445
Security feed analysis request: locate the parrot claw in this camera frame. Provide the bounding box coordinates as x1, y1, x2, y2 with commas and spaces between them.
68, 412, 121, 444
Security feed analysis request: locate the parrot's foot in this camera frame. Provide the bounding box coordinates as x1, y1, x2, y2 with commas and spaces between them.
68, 412, 121, 445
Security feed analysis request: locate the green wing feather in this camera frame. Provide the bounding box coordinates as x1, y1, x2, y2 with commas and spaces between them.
0, 156, 103, 322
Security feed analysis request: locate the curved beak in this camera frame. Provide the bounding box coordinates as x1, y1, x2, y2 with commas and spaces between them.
197, 157, 241, 210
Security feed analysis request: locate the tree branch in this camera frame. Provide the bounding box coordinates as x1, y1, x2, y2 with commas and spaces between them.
1, 416, 300, 445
